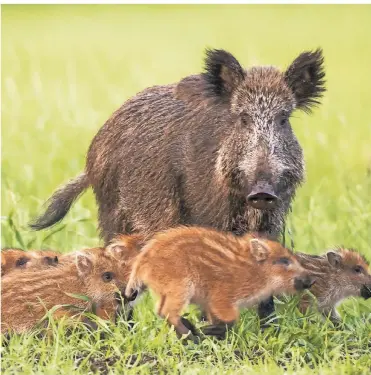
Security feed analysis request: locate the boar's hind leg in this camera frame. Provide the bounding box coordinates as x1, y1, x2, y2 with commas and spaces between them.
117, 173, 184, 241
257, 296, 276, 329
100, 208, 133, 245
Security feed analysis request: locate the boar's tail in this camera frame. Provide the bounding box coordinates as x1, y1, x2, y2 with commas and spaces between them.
29, 172, 89, 231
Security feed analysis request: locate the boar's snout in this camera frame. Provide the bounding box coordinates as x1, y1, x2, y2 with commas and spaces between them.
247, 182, 277, 210
294, 275, 315, 291
360, 284, 371, 299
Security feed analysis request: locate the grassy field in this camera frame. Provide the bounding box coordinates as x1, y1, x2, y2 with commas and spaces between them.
1, 4, 371, 374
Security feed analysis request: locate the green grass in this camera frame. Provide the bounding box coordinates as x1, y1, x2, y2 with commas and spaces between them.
1, 4, 371, 374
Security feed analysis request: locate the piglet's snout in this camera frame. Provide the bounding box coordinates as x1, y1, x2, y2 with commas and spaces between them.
114, 291, 123, 303
115, 289, 138, 303
360, 284, 371, 299
247, 182, 278, 210
126, 289, 138, 302
294, 275, 315, 291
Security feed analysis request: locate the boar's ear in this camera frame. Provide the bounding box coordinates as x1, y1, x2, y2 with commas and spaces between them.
76, 252, 93, 277
284, 48, 326, 113
326, 251, 342, 268
250, 239, 270, 262
203, 48, 246, 100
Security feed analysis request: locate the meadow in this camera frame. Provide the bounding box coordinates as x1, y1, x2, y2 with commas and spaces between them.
1, 4, 371, 374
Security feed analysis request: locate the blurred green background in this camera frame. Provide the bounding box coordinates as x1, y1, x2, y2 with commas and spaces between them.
2, 4, 371, 253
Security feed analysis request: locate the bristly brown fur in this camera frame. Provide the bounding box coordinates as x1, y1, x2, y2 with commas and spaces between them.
1, 248, 60, 277
1, 244, 141, 334
125, 226, 313, 340
284, 48, 326, 113
296, 247, 371, 323
333, 246, 369, 266
202, 48, 246, 101
30, 47, 326, 247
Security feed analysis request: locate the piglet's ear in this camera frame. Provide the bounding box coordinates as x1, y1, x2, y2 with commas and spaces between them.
203, 48, 246, 100
106, 244, 126, 260
326, 251, 342, 268
76, 252, 93, 277
250, 239, 270, 262
284, 48, 326, 113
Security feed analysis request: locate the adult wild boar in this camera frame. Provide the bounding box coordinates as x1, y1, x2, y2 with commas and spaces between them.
31, 48, 325, 243
31, 47, 325, 324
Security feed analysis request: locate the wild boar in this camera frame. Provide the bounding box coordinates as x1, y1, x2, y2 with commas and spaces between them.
297, 247, 371, 324
1, 248, 59, 277
30, 47, 325, 323
125, 226, 314, 341
30, 48, 325, 244
1, 247, 130, 334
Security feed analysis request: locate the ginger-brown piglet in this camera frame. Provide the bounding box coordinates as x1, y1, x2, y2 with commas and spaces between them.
1, 246, 130, 334
1, 248, 59, 277
297, 246, 371, 324
125, 226, 314, 341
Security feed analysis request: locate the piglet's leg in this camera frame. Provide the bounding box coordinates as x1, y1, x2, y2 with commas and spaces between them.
81, 316, 99, 332
257, 296, 276, 329
199, 309, 209, 322
201, 301, 238, 340
157, 294, 199, 343
321, 307, 342, 327
180, 316, 199, 337
201, 322, 235, 340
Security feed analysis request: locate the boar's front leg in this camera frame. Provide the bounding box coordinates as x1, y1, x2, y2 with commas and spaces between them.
257, 296, 276, 330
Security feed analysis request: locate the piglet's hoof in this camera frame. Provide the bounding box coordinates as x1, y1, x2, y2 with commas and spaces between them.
181, 317, 202, 344
329, 319, 343, 329
180, 316, 199, 337
200, 324, 229, 340
183, 333, 201, 345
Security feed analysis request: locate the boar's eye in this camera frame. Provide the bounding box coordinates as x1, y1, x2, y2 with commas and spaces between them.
16, 257, 29, 267
278, 112, 289, 126
353, 266, 364, 274
102, 272, 114, 282
274, 257, 291, 266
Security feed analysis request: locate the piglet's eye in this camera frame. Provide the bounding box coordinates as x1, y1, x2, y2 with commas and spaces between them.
275, 257, 291, 266
16, 257, 29, 267
102, 272, 114, 282
353, 266, 363, 274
